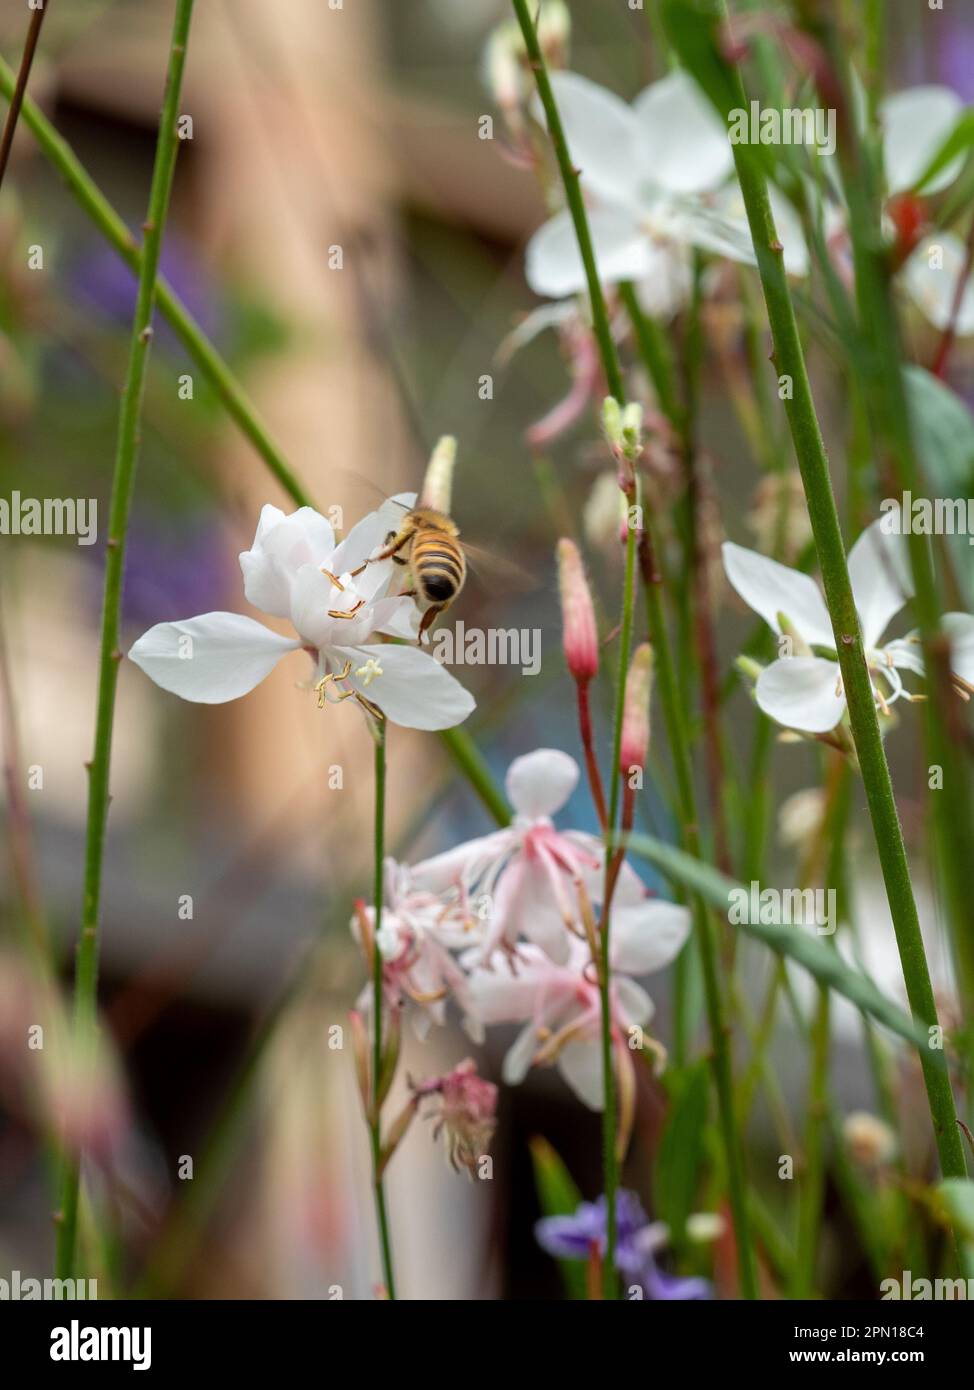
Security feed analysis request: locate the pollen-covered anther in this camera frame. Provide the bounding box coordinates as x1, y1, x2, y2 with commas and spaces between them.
328, 599, 365, 619
315, 659, 354, 707
319, 567, 345, 590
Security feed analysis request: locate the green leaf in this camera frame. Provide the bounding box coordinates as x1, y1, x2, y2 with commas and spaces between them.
654, 1061, 709, 1242
621, 832, 929, 1050
903, 366, 974, 607
915, 109, 974, 193
937, 1178, 974, 1241
904, 366, 974, 496
529, 1136, 587, 1300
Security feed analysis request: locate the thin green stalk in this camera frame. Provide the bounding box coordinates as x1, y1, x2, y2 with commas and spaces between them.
370, 719, 396, 1299
510, 0, 756, 1297
54, 0, 195, 1282
717, 5, 967, 1190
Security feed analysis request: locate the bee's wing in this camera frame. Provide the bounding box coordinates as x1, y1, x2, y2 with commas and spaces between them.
461, 540, 536, 591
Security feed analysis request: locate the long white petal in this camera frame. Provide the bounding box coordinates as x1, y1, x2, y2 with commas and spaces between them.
723, 541, 833, 647
557, 1038, 604, 1110
756, 656, 846, 733
128, 613, 301, 703
333, 643, 475, 730
847, 516, 913, 648
537, 71, 641, 205
525, 205, 652, 299
942, 611, 974, 684
881, 85, 964, 194
611, 900, 691, 975
901, 233, 974, 335
632, 70, 733, 194
505, 748, 579, 819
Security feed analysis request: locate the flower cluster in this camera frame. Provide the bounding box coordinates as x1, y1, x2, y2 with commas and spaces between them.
353, 749, 690, 1114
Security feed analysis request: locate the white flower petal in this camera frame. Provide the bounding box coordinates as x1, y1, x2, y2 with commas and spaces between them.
505, 748, 579, 819
901, 233, 974, 335
632, 71, 732, 195
613, 975, 655, 1029
611, 900, 691, 976
881, 85, 964, 194
333, 643, 475, 730
331, 492, 417, 575
557, 1038, 604, 1110
634, 240, 693, 319
756, 656, 846, 733
942, 611, 974, 685
504, 1022, 542, 1086
699, 184, 809, 275
722, 541, 833, 647
410, 830, 513, 894
516, 857, 572, 964
848, 516, 913, 648
467, 957, 548, 1028
525, 205, 652, 299
239, 506, 335, 618
128, 613, 300, 704
537, 72, 641, 205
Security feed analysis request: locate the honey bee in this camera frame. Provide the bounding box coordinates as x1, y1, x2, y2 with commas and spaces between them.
370, 505, 467, 643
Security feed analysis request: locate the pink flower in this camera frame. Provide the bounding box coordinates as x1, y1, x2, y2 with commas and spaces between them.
352, 859, 479, 1038
462, 882, 689, 1110
412, 749, 609, 964
412, 1059, 498, 1174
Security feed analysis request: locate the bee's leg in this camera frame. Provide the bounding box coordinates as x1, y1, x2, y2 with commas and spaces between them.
417, 604, 444, 645
349, 529, 411, 577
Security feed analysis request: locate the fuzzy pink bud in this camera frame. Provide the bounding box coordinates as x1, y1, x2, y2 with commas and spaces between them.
557, 538, 598, 682
620, 643, 654, 774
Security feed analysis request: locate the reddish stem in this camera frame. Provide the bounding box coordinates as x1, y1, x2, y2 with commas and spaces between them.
576, 679, 608, 831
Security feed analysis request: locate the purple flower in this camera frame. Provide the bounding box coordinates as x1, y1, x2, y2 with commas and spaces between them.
70, 237, 223, 350
535, 1190, 711, 1300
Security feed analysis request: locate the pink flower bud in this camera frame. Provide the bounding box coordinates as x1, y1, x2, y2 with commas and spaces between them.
557, 538, 598, 682
620, 643, 654, 774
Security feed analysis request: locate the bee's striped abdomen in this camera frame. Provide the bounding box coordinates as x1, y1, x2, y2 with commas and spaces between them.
411, 529, 466, 605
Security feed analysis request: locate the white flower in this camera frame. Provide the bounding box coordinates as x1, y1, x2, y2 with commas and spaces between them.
875, 85, 973, 333
412, 748, 607, 964
462, 886, 689, 1110
524, 70, 808, 310
723, 515, 974, 733
353, 859, 479, 1040
128, 500, 475, 731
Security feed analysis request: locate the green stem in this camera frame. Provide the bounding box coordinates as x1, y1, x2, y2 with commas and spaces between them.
54, 0, 195, 1282
718, 6, 967, 1190
509, 0, 756, 1298
370, 719, 396, 1299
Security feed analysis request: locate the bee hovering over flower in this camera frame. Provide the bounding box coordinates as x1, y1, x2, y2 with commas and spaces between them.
362, 502, 468, 645
350, 435, 531, 644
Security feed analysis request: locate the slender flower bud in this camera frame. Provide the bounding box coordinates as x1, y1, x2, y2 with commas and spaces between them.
557, 538, 598, 681
421, 435, 456, 512
601, 396, 624, 451
620, 643, 654, 774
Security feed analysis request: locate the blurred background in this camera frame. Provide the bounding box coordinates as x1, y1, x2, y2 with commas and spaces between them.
1, 0, 972, 1299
